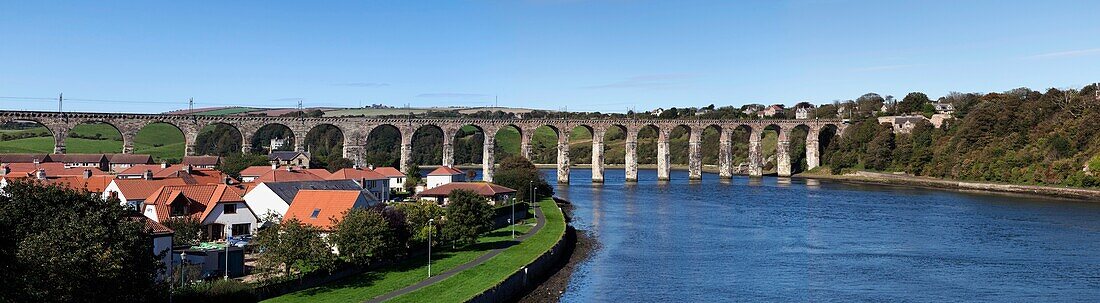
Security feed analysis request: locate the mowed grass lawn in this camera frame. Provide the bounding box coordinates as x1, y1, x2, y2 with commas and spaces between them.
388, 198, 566, 303
262, 208, 545, 303
0, 122, 185, 162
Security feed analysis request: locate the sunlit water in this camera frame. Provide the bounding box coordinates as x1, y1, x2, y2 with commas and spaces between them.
534, 168, 1100, 302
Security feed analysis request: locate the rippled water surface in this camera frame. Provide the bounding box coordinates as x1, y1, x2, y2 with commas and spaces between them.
543, 169, 1100, 302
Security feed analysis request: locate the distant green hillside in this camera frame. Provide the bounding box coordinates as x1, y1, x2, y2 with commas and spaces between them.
0, 122, 185, 162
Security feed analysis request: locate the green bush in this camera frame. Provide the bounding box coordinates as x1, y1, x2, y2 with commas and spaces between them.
174, 279, 257, 303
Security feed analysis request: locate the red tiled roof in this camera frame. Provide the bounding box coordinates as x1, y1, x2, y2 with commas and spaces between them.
117, 164, 165, 175
41, 175, 114, 193
416, 182, 516, 198
303, 169, 332, 179
239, 165, 276, 177
327, 168, 387, 181
112, 178, 190, 200
372, 167, 404, 178
428, 166, 464, 176
129, 215, 173, 235
2, 163, 109, 177
284, 190, 366, 230
254, 169, 325, 183
116, 165, 235, 185
143, 184, 245, 222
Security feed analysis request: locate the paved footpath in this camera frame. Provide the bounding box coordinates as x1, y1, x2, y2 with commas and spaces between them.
365, 203, 547, 303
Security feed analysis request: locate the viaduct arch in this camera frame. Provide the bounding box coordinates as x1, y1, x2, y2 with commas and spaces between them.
0, 110, 847, 183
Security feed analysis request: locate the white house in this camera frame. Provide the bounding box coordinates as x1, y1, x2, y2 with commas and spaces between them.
426, 166, 465, 189
795, 107, 811, 119
372, 166, 407, 191
143, 184, 259, 240
242, 180, 362, 219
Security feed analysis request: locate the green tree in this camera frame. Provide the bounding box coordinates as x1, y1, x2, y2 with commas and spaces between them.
492, 156, 554, 202
218, 153, 270, 179
441, 190, 494, 246
0, 180, 164, 302
254, 218, 334, 278
163, 216, 203, 246
330, 208, 400, 266
404, 164, 422, 193
898, 92, 931, 115
395, 202, 445, 247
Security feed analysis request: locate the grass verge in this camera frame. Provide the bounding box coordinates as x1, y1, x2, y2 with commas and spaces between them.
261, 218, 537, 303
387, 198, 566, 303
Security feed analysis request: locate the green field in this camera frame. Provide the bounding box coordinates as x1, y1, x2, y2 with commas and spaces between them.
263, 216, 540, 302
324, 108, 434, 117
388, 198, 565, 303
0, 122, 186, 162
194, 107, 259, 116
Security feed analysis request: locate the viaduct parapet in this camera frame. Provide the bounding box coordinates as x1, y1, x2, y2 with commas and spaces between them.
0, 110, 847, 182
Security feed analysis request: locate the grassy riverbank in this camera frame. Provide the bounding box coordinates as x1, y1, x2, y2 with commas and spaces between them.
387, 198, 566, 303
262, 208, 544, 303
799, 168, 1100, 202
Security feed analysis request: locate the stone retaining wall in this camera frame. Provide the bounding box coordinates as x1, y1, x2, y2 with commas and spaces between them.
467, 225, 575, 303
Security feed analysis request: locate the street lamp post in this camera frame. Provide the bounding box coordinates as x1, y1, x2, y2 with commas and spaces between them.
224, 225, 231, 280
427, 218, 434, 278
511, 198, 516, 239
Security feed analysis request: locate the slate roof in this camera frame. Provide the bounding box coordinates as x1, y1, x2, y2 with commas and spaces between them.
108, 154, 153, 165
269, 151, 309, 161
260, 180, 362, 203
0, 154, 52, 163
2, 163, 109, 177
182, 156, 221, 166
49, 154, 108, 163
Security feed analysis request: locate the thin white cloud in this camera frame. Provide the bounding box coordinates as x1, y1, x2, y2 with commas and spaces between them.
416, 93, 489, 98
583, 73, 698, 89
851, 64, 920, 72
1025, 48, 1100, 59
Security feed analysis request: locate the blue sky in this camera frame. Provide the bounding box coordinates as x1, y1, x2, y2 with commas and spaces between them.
2, 0, 1099, 113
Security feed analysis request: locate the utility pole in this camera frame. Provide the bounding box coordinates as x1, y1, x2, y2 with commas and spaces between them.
188, 98, 194, 114
58, 93, 63, 114
298, 99, 304, 122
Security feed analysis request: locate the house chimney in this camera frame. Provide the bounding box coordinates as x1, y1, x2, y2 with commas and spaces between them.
143, 169, 153, 180
33, 157, 40, 165
368, 164, 375, 170
271, 163, 278, 170
0, 165, 8, 176
285, 165, 293, 172
161, 162, 169, 169
82, 169, 92, 179
35, 169, 46, 180
182, 164, 193, 174
353, 163, 360, 170
223, 175, 232, 185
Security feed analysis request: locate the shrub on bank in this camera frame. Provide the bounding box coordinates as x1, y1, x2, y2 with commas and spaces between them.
173, 279, 257, 303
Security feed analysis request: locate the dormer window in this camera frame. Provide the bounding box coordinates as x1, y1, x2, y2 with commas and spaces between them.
171, 204, 186, 216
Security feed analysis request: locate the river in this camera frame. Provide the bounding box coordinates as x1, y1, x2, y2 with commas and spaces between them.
539, 168, 1100, 302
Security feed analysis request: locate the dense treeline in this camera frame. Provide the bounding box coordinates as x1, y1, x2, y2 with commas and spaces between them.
824, 85, 1100, 188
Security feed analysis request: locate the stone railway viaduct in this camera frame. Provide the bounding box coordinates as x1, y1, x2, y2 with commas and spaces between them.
0, 110, 847, 183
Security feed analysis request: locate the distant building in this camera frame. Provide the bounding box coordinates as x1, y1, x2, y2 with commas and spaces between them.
327, 167, 391, 201
0, 154, 52, 164
795, 107, 811, 119
650, 108, 664, 117
760, 104, 784, 117
877, 116, 928, 134
182, 156, 221, 169
933, 102, 955, 115
372, 166, 406, 191
416, 182, 516, 205
269, 151, 310, 168
239, 164, 327, 183
426, 166, 465, 189
108, 154, 154, 172
49, 154, 109, 170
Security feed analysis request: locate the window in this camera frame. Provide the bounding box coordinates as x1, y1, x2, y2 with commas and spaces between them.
232, 223, 251, 236
171, 204, 186, 216
310, 208, 321, 219
223, 203, 237, 214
